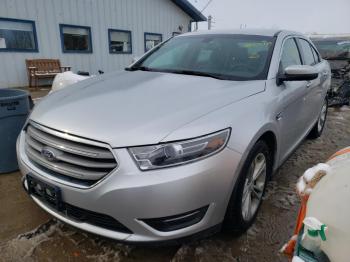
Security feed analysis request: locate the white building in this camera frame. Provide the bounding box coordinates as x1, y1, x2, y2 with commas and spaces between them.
0, 0, 206, 88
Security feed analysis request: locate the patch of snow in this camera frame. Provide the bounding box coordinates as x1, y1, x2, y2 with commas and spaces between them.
296, 163, 331, 195
303, 164, 331, 182
0, 220, 59, 261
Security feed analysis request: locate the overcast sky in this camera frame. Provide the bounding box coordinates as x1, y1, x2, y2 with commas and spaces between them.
189, 0, 350, 34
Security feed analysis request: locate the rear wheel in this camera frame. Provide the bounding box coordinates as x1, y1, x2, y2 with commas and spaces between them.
308, 99, 328, 139
223, 140, 272, 235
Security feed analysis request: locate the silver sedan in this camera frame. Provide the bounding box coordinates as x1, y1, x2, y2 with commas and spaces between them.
17, 29, 330, 243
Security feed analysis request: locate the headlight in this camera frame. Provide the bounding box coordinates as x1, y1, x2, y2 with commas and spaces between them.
128, 129, 230, 170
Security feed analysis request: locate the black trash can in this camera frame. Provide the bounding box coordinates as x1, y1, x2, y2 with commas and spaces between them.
0, 89, 30, 173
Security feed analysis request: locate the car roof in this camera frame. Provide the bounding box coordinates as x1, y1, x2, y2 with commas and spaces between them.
181, 29, 303, 38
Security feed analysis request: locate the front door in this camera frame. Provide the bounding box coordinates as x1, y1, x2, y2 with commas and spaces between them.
276, 37, 308, 162
296, 38, 325, 130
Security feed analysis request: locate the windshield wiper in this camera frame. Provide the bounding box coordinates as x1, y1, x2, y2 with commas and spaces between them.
125, 66, 153, 72
125, 67, 229, 80
167, 70, 228, 80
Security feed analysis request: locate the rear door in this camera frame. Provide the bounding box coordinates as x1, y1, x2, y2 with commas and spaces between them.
296, 38, 326, 130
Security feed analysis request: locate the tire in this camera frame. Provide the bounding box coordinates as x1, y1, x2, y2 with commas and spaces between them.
223, 140, 272, 235
308, 99, 328, 139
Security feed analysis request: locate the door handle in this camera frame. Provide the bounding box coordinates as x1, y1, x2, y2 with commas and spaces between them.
306, 81, 312, 88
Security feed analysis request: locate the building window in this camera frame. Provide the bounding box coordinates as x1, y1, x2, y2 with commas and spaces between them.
0, 17, 38, 52
144, 33, 162, 52
59, 24, 92, 53
108, 29, 132, 54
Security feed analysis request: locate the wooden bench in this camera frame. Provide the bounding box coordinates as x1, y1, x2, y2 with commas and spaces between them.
26, 59, 71, 89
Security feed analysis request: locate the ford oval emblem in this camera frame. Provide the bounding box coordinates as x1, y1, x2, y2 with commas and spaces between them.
41, 147, 57, 162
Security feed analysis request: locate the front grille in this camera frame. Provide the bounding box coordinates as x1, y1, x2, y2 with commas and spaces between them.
24, 122, 118, 186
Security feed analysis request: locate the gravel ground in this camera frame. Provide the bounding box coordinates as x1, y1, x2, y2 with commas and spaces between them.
1, 105, 349, 262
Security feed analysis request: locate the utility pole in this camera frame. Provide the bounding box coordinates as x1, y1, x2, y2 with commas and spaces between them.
208, 15, 212, 30
191, 0, 213, 31
202, 0, 213, 30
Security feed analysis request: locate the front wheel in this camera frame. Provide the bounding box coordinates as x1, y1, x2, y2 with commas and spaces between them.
223, 140, 272, 235
308, 99, 328, 139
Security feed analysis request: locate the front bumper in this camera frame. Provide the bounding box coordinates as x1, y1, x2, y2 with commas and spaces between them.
17, 131, 242, 242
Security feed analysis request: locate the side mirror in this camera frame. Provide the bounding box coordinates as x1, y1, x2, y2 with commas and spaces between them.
277, 65, 318, 85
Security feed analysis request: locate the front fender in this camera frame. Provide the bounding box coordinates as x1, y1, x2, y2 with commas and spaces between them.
161, 91, 279, 211
236, 123, 279, 172
162, 90, 280, 170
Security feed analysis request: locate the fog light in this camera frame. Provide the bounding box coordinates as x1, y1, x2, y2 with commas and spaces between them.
140, 205, 209, 232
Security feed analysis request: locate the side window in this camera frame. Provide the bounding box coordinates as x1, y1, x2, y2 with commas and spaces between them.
298, 39, 316, 65
108, 29, 132, 54
280, 38, 302, 71
144, 33, 162, 52
0, 18, 38, 52
59, 24, 92, 53
310, 45, 321, 63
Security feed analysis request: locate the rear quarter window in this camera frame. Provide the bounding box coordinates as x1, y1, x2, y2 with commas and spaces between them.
311, 45, 321, 63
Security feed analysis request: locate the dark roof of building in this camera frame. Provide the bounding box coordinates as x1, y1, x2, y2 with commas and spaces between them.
171, 0, 207, 22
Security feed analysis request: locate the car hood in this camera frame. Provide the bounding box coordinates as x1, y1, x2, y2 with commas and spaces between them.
31, 71, 265, 147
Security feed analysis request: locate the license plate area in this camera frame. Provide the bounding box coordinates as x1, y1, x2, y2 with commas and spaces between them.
26, 174, 63, 211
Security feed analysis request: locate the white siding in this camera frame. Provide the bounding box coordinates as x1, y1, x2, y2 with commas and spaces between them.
0, 0, 192, 87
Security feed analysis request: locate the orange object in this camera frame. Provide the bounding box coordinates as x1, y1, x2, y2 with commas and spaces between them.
328, 147, 350, 161
283, 236, 297, 258
283, 147, 350, 259
294, 195, 310, 234
282, 194, 309, 258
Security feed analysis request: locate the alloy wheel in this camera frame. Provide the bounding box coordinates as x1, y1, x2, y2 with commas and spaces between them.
241, 153, 267, 221
318, 101, 327, 132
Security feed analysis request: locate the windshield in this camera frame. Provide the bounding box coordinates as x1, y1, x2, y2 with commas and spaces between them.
131, 34, 275, 81
312, 37, 350, 60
